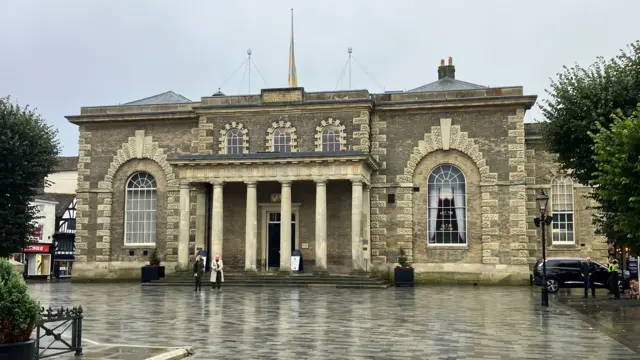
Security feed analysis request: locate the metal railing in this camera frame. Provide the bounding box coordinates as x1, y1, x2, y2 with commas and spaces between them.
34, 305, 83, 359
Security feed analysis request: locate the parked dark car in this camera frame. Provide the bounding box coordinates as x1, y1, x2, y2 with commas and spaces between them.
532, 257, 629, 294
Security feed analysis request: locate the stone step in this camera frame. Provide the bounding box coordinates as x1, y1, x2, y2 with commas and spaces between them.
161, 276, 383, 282
157, 279, 388, 286
143, 282, 390, 289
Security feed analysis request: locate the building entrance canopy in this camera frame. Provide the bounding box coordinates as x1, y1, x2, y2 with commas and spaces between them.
169, 151, 379, 185
167, 151, 377, 273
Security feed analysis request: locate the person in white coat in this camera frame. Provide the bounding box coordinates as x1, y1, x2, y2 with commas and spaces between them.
210, 254, 224, 290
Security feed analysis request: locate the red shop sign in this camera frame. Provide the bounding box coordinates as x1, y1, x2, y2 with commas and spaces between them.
24, 244, 51, 253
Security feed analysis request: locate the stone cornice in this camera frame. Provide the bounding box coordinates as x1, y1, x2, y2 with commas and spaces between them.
169, 153, 380, 171
374, 95, 538, 111
193, 101, 374, 115
66, 111, 196, 124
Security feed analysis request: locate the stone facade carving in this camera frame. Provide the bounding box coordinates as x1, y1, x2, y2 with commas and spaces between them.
314, 118, 347, 151
265, 120, 298, 152
93, 130, 179, 262
218, 122, 249, 154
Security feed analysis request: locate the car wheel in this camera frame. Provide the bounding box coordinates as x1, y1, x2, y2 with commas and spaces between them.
546, 278, 559, 293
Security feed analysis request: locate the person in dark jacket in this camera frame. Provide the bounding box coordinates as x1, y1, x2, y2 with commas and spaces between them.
193, 255, 205, 292
581, 256, 596, 298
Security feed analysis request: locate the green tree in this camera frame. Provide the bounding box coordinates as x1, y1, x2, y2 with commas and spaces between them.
589, 104, 640, 246
0, 97, 60, 258
541, 41, 640, 186
541, 41, 640, 244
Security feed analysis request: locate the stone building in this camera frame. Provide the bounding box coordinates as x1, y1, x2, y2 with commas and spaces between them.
66, 58, 607, 282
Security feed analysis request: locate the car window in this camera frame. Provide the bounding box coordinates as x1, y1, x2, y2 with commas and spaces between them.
557, 260, 580, 269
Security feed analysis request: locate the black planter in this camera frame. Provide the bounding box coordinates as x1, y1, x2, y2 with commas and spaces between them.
0, 339, 36, 360
141, 266, 165, 283
394, 267, 415, 287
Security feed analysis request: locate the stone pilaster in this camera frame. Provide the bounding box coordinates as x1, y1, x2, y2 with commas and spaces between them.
195, 187, 206, 254
210, 182, 224, 259
178, 184, 190, 269
74, 191, 90, 263
370, 187, 387, 264
244, 182, 258, 271
395, 186, 414, 262
315, 180, 328, 271
481, 185, 500, 264
370, 113, 386, 168
95, 193, 112, 262
352, 110, 371, 152
351, 179, 365, 271
362, 186, 371, 264
75, 128, 92, 263
279, 181, 292, 271
525, 149, 536, 185
195, 116, 214, 155
507, 109, 528, 265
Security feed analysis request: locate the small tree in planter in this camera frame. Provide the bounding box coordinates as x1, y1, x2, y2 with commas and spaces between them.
148, 249, 160, 266
0, 258, 40, 358
394, 249, 414, 287
141, 249, 164, 283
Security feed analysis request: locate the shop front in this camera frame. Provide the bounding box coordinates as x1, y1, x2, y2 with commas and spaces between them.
52, 232, 75, 279
24, 243, 53, 280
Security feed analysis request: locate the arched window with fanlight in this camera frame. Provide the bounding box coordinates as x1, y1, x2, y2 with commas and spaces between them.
125, 172, 157, 245
273, 128, 292, 153
551, 175, 575, 244
226, 128, 243, 154
321, 126, 340, 152
427, 164, 467, 245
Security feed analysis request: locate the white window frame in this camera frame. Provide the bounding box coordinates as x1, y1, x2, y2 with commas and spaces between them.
272, 127, 292, 153
225, 128, 243, 155
427, 164, 468, 247
321, 126, 341, 152
551, 175, 575, 244
124, 172, 157, 246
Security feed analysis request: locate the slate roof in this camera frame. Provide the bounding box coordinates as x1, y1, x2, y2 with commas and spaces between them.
407, 77, 486, 93
124, 91, 192, 106
55, 156, 78, 172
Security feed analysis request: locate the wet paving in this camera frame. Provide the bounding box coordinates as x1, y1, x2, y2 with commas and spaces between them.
28, 283, 640, 359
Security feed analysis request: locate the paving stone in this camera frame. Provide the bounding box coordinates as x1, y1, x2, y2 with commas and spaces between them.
27, 283, 640, 359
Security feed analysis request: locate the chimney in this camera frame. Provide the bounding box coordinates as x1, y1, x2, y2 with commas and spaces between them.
437, 56, 456, 80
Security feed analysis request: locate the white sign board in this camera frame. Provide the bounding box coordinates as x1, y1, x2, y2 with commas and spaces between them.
291, 256, 301, 271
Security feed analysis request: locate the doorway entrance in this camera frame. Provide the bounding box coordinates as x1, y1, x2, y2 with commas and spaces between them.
267, 212, 296, 268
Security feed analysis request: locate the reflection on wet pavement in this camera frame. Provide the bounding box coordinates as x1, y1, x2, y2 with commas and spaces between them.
28, 283, 640, 359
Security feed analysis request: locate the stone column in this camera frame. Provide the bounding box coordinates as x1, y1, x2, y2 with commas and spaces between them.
315, 179, 328, 273
178, 183, 190, 269
210, 181, 224, 259
362, 185, 371, 268
195, 186, 206, 255
351, 179, 364, 272
279, 181, 292, 272
245, 182, 258, 271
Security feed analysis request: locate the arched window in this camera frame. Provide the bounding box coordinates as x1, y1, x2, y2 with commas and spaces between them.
226, 128, 243, 154
321, 126, 340, 152
551, 175, 574, 243
427, 164, 467, 245
273, 128, 291, 153
125, 172, 157, 245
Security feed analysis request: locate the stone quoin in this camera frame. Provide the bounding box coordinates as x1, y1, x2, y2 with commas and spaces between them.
65, 59, 607, 283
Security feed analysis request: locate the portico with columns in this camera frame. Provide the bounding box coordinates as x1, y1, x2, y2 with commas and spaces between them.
170, 152, 378, 274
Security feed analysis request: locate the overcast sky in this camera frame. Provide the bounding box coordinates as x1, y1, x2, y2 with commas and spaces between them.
2, 0, 639, 155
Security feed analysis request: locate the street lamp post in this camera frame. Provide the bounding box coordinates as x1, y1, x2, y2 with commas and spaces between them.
534, 190, 553, 307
